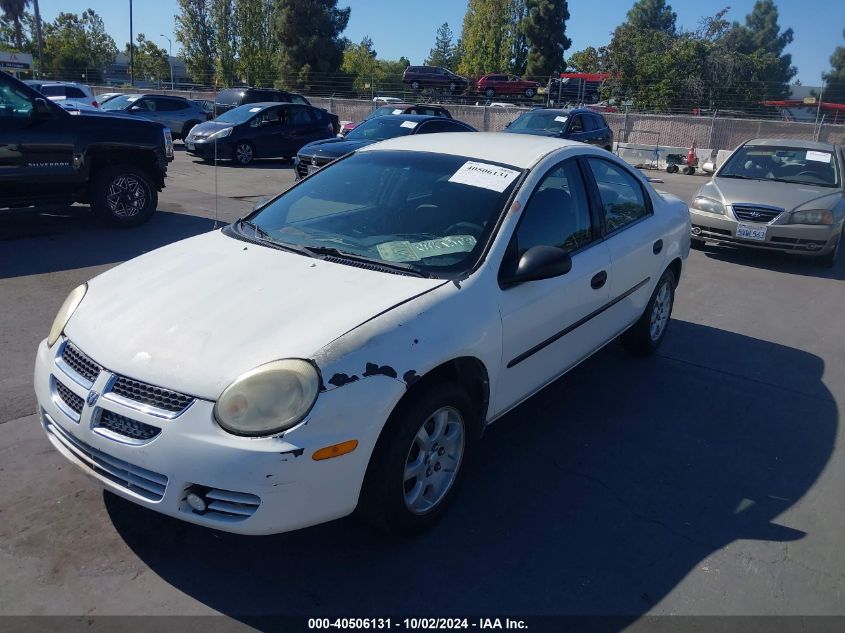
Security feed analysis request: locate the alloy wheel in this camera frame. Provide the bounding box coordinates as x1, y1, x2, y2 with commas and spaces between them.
649, 281, 672, 341
235, 143, 253, 165
106, 175, 147, 217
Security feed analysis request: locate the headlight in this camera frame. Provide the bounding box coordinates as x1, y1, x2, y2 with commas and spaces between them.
214, 359, 320, 436
47, 284, 87, 347
691, 196, 725, 215
163, 128, 174, 159
209, 126, 233, 139
789, 210, 833, 225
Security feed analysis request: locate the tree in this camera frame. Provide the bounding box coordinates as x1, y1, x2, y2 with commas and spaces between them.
272, 0, 350, 91
625, 0, 676, 34
0, 0, 27, 50
458, 0, 523, 76
41, 10, 117, 81
234, 0, 275, 87
825, 29, 845, 104
523, 0, 571, 81
341, 35, 378, 94
125, 33, 169, 84
212, 0, 237, 86
175, 0, 215, 85
566, 46, 608, 73
425, 22, 455, 69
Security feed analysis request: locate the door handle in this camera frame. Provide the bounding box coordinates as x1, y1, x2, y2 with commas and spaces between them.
590, 270, 607, 290
653, 239, 663, 254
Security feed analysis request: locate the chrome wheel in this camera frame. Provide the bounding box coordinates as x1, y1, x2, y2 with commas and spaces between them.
403, 406, 465, 515
649, 281, 672, 341
106, 175, 147, 217
235, 143, 253, 165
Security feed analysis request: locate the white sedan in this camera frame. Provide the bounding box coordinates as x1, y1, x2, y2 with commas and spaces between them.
35, 133, 690, 535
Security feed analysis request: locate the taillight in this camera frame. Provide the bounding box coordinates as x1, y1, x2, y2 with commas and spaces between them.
92, 101, 99, 108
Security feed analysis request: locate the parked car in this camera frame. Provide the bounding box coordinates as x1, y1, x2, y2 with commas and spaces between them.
477, 74, 540, 99
0, 70, 173, 227
690, 138, 845, 267
339, 102, 453, 136
214, 88, 339, 134
58, 101, 101, 115
185, 101, 334, 165
402, 65, 469, 93
296, 114, 475, 178
101, 94, 209, 139
503, 107, 614, 151
31, 81, 99, 108
35, 132, 689, 536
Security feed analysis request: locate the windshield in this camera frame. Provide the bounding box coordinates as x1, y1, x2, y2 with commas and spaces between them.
101, 94, 140, 110
720, 145, 840, 187
508, 110, 569, 133
214, 104, 264, 124
346, 117, 420, 141
245, 150, 523, 277
370, 105, 406, 118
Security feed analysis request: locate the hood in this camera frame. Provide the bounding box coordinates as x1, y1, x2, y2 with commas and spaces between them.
704, 176, 843, 212
502, 128, 562, 139
188, 120, 234, 138
64, 230, 444, 400
297, 137, 373, 160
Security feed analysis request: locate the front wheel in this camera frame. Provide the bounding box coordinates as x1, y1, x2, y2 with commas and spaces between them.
484, 88, 495, 98
358, 382, 476, 536
524, 88, 535, 98
90, 164, 158, 228
233, 141, 254, 166
622, 268, 676, 355
411, 80, 421, 90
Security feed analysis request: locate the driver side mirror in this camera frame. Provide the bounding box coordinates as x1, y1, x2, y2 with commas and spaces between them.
128, 104, 143, 112
33, 97, 52, 118
500, 245, 572, 287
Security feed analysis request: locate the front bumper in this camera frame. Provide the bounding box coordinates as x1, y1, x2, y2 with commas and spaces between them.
689, 208, 841, 256
184, 139, 233, 160
34, 338, 404, 535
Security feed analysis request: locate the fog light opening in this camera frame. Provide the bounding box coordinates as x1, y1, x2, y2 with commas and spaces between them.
186, 491, 208, 513
691, 227, 702, 236
806, 242, 819, 251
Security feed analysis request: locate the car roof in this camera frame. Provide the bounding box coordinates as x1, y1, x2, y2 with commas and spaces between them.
358, 131, 582, 168
744, 138, 838, 152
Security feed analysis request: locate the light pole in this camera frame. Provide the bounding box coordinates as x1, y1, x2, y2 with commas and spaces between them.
160, 34, 174, 90
129, 0, 134, 85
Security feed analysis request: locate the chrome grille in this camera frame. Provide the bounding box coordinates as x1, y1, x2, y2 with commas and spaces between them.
733, 204, 783, 223
95, 410, 161, 442
55, 380, 84, 415
45, 417, 168, 501
110, 376, 193, 414
61, 342, 101, 384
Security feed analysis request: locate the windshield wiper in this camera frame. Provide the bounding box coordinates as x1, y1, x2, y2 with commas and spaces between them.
238, 218, 271, 240
235, 219, 317, 257
719, 174, 768, 181
302, 245, 432, 278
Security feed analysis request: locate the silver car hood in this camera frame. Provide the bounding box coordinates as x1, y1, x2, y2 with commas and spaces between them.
703, 177, 842, 212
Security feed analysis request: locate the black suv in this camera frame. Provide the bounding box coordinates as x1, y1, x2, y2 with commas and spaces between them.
214, 87, 339, 133
402, 66, 469, 93
0, 71, 173, 227
503, 107, 614, 151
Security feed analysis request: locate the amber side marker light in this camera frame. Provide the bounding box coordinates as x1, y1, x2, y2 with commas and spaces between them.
312, 440, 359, 461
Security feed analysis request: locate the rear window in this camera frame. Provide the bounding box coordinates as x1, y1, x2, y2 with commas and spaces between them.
66, 87, 87, 99
216, 90, 245, 106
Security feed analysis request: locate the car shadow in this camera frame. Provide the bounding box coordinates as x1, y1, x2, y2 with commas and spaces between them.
0, 207, 219, 279
105, 320, 837, 625
698, 243, 845, 281
187, 157, 295, 170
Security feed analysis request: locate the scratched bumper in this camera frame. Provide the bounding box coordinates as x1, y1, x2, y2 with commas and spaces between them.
34, 338, 404, 535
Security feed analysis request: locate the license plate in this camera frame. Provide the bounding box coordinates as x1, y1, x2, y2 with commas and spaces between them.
736, 223, 767, 241
307, 164, 320, 175
186, 142, 195, 151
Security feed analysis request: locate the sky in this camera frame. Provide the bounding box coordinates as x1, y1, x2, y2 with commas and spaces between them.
34, 0, 843, 85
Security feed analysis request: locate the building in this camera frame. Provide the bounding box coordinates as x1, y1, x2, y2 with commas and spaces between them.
0, 51, 33, 78
102, 52, 193, 88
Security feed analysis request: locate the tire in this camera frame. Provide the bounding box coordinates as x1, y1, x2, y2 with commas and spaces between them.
358, 382, 477, 536
411, 80, 421, 90
90, 164, 158, 228
524, 88, 535, 98
485, 88, 495, 98
622, 268, 676, 356
232, 141, 255, 166
449, 81, 457, 93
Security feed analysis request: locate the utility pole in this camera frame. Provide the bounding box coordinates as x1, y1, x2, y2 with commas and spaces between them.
129, 0, 134, 86
161, 35, 174, 90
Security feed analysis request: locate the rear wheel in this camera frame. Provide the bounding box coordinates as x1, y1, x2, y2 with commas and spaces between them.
524, 88, 535, 98
90, 164, 158, 228
449, 81, 458, 93
622, 268, 676, 355
233, 141, 255, 166
358, 382, 477, 536
485, 88, 495, 98
411, 80, 421, 90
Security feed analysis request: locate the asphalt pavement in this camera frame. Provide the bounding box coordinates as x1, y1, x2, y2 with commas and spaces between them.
1, 149, 843, 623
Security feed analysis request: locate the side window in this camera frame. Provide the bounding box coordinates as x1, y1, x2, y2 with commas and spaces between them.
155, 98, 185, 111
287, 106, 312, 126
582, 115, 597, 132
0, 81, 34, 118
569, 115, 584, 133
416, 120, 463, 134
291, 95, 308, 105
136, 98, 155, 111
586, 159, 650, 233
596, 114, 609, 131
512, 160, 593, 257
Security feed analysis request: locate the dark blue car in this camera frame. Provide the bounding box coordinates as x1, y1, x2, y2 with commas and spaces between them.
295, 114, 476, 179
503, 107, 613, 151
185, 102, 335, 165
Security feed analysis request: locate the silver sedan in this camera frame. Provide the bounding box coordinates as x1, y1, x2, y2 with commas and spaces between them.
689, 139, 844, 267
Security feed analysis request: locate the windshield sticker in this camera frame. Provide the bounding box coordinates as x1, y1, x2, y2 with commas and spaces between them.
400, 120, 418, 129
806, 150, 832, 163
249, 107, 263, 112
554, 115, 568, 123
126, 97, 139, 102
392, 109, 404, 114
448, 161, 521, 192
377, 235, 478, 262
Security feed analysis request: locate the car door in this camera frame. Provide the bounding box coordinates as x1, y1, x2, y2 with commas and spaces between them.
0, 77, 77, 203
282, 105, 322, 155
583, 157, 667, 327
564, 114, 591, 144
151, 97, 191, 136
250, 105, 286, 156
127, 96, 159, 123
495, 158, 616, 414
